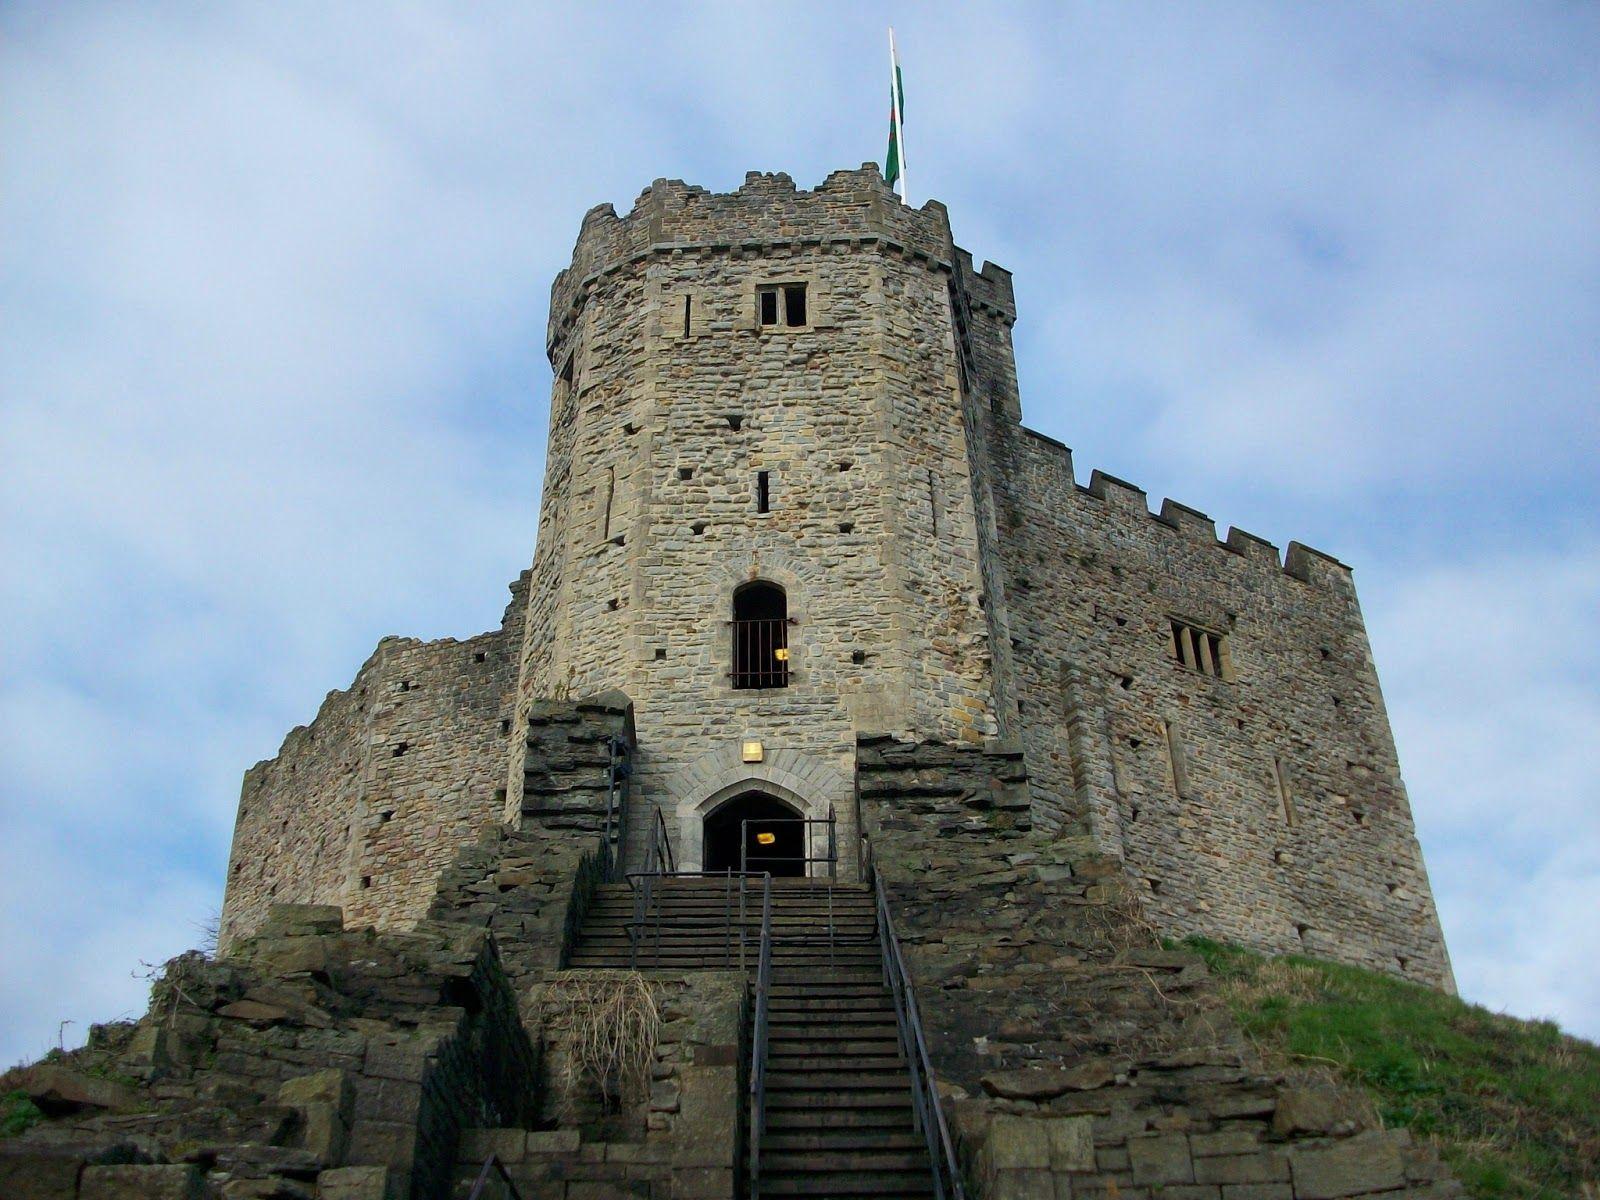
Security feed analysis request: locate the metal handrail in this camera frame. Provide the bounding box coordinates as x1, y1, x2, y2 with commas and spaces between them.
748, 873, 774, 1200
624, 869, 770, 971
865, 839, 965, 1200
603, 733, 632, 877
626, 809, 677, 967
466, 1154, 523, 1200
737, 805, 838, 879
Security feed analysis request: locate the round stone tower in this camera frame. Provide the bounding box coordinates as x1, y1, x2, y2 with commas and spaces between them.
507, 167, 1014, 872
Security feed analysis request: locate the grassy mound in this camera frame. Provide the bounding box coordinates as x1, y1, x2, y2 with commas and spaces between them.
1181, 938, 1598, 1198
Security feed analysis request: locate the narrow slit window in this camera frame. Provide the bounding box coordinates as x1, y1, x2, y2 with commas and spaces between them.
756, 471, 771, 513
683, 294, 692, 338
758, 288, 779, 326
1274, 757, 1298, 827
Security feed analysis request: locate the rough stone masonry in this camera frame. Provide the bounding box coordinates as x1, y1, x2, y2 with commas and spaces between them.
219, 165, 1451, 993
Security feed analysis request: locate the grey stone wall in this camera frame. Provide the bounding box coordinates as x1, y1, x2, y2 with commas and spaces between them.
511, 168, 1005, 877
220, 574, 528, 952
978, 419, 1453, 989
856, 735, 1462, 1200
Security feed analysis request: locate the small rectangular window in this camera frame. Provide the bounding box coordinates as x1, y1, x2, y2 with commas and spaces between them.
756, 471, 771, 513
683, 294, 692, 338
1170, 619, 1231, 679
758, 283, 808, 328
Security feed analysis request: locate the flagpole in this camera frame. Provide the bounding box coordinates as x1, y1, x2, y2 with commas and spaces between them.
889, 27, 907, 206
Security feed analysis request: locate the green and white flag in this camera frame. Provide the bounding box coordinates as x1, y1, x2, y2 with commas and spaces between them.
886, 28, 907, 203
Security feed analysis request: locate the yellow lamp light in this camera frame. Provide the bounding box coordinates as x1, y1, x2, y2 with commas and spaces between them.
756, 832, 777, 846
774, 647, 789, 662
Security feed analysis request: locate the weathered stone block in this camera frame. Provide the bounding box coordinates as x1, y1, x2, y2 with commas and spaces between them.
1271, 1087, 1351, 1138
1127, 1133, 1194, 1185
982, 1060, 1116, 1100
524, 1129, 581, 1156
80, 1164, 203, 1200
12, 1064, 138, 1114
1287, 1132, 1405, 1199
317, 1165, 398, 1200
1046, 1116, 1096, 1172
983, 1114, 1052, 1171
1192, 1152, 1288, 1185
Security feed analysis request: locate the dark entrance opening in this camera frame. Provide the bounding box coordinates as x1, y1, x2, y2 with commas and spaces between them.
703, 791, 805, 877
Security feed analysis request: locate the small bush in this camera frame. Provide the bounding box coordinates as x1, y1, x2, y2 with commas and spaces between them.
1, 1090, 43, 1138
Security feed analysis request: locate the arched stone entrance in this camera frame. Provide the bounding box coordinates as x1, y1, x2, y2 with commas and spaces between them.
702, 791, 805, 877
672, 773, 838, 877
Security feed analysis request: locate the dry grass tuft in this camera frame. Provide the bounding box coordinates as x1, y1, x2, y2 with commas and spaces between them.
537, 971, 661, 1113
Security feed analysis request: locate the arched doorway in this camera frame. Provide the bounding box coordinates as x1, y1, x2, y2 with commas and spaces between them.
702, 791, 805, 877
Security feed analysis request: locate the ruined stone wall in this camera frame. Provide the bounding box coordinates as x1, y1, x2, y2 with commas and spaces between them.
220, 575, 528, 952
512, 168, 1004, 873
856, 736, 1462, 1200
0, 906, 541, 1200
983, 420, 1453, 989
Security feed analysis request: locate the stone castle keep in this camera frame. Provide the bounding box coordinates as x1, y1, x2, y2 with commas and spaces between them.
221, 165, 1450, 991
6, 168, 1465, 1200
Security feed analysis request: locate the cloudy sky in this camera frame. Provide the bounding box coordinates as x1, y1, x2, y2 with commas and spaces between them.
2, 2, 1596, 1063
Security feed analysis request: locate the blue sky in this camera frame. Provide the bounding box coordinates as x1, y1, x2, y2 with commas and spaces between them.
2, 2, 1596, 1063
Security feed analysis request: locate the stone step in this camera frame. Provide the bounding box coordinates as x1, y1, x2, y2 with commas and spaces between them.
767, 1000, 896, 1015
764, 1106, 916, 1130
574, 932, 878, 947
758, 1170, 934, 1196
575, 947, 880, 963
765, 1089, 913, 1110
769, 1054, 904, 1072
582, 910, 877, 925
767, 1071, 912, 1091
769, 1030, 902, 1047
762, 1131, 926, 1153
763, 1149, 931, 1173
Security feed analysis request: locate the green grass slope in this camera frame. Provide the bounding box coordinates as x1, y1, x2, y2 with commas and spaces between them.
1181, 938, 1599, 1198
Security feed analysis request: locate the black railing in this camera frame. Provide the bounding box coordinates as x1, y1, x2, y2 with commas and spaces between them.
748, 876, 774, 1200
865, 839, 965, 1200
627, 809, 679, 968
466, 1154, 522, 1200
626, 869, 769, 972
603, 733, 632, 877
737, 805, 838, 879
731, 618, 791, 689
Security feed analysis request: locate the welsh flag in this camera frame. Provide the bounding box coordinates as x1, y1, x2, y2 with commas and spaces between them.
885, 29, 906, 201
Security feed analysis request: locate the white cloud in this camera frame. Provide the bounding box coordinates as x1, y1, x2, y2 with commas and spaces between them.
1367, 545, 1600, 1035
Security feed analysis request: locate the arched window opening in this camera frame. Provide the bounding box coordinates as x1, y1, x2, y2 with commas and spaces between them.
732, 582, 789, 690
703, 791, 805, 876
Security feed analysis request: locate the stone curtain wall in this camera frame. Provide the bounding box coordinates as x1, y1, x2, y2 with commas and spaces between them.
220, 575, 528, 952
511, 168, 1005, 873
981, 417, 1453, 989
856, 737, 1462, 1199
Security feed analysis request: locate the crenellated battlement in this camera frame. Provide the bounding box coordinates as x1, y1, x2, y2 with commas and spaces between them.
1013, 427, 1352, 593
545, 165, 1013, 360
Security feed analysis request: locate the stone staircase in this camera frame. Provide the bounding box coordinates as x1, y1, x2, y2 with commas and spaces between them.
571, 877, 937, 1199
